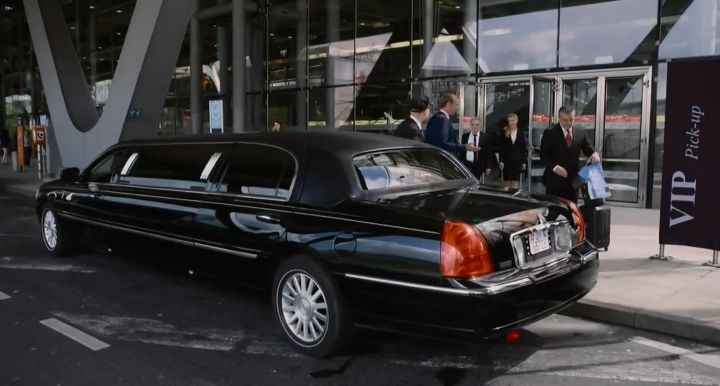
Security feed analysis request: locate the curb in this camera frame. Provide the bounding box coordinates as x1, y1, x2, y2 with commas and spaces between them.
560, 299, 720, 346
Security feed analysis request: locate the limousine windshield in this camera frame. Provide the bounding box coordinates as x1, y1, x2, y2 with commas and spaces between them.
353, 149, 471, 190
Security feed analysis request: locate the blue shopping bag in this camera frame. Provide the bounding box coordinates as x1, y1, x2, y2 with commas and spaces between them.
578, 163, 611, 200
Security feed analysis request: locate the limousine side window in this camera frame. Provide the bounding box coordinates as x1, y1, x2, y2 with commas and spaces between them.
218, 145, 295, 199
85, 150, 131, 183
353, 149, 468, 190
120, 145, 221, 190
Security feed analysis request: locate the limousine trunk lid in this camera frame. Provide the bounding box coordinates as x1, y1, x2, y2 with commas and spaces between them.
380, 186, 571, 270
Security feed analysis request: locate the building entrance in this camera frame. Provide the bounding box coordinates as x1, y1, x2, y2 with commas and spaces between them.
475, 67, 651, 207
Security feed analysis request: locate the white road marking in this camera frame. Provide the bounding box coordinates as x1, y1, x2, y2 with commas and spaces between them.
633, 336, 720, 370
0, 258, 97, 273
40, 318, 110, 351
0, 291, 10, 300
54, 312, 245, 351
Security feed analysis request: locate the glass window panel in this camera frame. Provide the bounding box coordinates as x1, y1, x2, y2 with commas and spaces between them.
268, 0, 307, 90
660, 0, 720, 59
413, 0, 476, 78
308, 86, 355, 130
246, 92, 266, 132
562, 78, 597, 149
86, 150, 131, 183
601, 160, 639, 203
355, 0, 412, 84
353, 149, 467, 190
653, 63, 667, 209
559, 0, 657, 67
269, 89, 306, 132
476, 1, 558, 73
61, 1, 138, 107
220, 145, 296, 199
603, 77, 643, 160
127, 145, 218, 183
308, 0, 355, 86
355, 82, 410, 134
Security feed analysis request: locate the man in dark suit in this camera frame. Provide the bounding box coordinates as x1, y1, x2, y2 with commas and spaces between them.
425, 93, 479, 157
461, 117, 494, 179
540, 105, 601, 202
395, 97, 429, 141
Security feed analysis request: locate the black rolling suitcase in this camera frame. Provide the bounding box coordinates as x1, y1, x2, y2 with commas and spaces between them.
580, 184, 611, 251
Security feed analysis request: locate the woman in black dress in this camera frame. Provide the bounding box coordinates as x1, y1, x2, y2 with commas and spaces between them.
499, 113, 528, 190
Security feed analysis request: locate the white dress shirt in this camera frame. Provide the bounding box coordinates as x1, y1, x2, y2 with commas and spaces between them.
509, 129, 517, 144
465, 132, 479, 162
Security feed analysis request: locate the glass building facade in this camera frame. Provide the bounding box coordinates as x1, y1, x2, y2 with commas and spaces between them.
1, 0, 719, 208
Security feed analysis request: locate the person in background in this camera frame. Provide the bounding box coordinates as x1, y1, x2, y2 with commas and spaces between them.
23, 128, 32, 167
395, 97, 429, 141
499, 113, 529, 190
0, 129, 9, 164
425, 93, 479, 157
271, 121, 281, 132
461, 117, 493, 180
540, 105, 601, 202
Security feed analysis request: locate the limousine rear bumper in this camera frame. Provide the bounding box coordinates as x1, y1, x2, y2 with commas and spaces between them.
343, 241, 599, 336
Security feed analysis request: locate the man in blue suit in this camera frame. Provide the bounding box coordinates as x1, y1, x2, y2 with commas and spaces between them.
425, 93, 479, 158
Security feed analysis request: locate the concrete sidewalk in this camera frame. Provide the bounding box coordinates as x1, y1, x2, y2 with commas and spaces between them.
2, 162, 720, 346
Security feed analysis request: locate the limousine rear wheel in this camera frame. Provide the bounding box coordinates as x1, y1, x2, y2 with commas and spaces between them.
41, 207, 67, 256
272, 255, 352, 358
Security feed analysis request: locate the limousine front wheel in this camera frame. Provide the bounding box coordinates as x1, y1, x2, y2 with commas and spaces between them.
272, 256, 352, 358
41, 208, 67, 256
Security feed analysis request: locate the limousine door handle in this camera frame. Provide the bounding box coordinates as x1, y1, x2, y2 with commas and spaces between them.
256, 214, 282, 225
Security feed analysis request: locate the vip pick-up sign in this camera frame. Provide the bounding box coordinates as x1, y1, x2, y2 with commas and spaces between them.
659, 58, 720, 251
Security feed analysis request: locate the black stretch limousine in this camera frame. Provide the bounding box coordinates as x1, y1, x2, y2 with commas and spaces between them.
36, 131, 598, 357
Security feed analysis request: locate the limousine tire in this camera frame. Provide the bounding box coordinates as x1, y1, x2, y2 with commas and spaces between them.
272, 255, 352, 358
40, 207, 68, 257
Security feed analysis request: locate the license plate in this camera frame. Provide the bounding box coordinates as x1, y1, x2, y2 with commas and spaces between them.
528, 229, 551, 255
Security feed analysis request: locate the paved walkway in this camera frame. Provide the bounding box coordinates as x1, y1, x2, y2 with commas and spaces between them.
2, 162, 719, 345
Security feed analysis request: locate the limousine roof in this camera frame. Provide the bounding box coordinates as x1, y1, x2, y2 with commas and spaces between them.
118, 131, 438, 158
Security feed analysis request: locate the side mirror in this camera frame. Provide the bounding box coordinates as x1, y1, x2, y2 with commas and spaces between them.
60, 167, 81, 183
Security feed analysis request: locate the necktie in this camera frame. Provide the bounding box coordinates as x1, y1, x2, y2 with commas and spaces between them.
565, 129, 573, 148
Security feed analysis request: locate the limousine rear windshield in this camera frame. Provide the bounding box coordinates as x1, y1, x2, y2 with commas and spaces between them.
353, 149, 468, 190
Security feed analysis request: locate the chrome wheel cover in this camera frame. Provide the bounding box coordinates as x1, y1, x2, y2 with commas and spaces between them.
280, 271, 328, 344
42, 210, 58, 250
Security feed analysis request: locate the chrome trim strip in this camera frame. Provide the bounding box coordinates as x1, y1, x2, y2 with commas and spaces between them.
200, 152, 222, 180
120, 153, 139, 176
345, 247, 598, 297
57, 212, 194, 247
344, 273, 474, 296
194, 242, 257, 259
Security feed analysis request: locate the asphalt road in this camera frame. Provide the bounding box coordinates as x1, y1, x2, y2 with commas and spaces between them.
1, 188, 719, 386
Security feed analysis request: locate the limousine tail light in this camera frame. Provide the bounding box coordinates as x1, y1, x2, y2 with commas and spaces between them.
558, 197, 586, 245
440, 220, 494, 278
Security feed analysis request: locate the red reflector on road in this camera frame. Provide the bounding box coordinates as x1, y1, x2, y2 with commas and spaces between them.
505, 330, 521, 343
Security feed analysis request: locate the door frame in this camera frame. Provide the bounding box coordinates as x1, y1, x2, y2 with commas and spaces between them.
475, 66, 652, 207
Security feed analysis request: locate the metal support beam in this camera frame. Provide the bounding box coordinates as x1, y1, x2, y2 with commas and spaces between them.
232, 0, 245, 133
649, 243, 673, 261
190, 0, 202, 134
